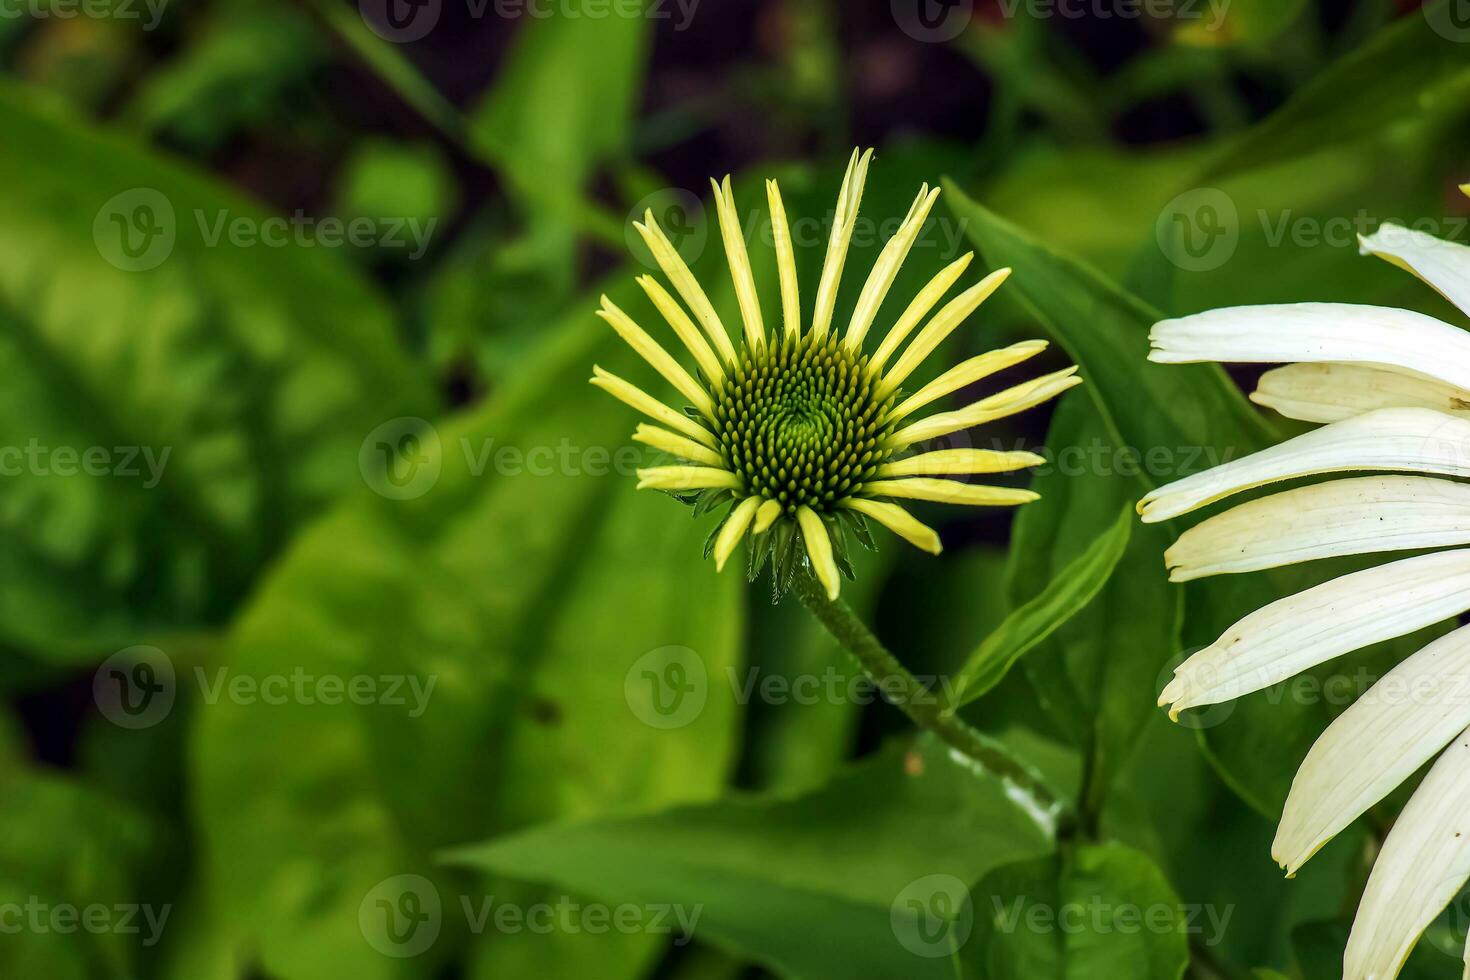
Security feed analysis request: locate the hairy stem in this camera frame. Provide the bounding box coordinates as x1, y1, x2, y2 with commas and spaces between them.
792, 572, 1072, 837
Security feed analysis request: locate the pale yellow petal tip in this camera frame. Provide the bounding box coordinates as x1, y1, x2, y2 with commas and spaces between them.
1460, 182, 1470, 200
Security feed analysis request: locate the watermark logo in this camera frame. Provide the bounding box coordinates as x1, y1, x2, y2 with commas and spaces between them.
94, 188, 175, 272
360, 0, 441, 41
360, 417, 443, 500
1157, 188, 1237, 272
94, 646, 176, 729
624, 645, 707, 729
360, 875, 442, 957
626, 188, 707, 271
892, 874, 974, 957
892, 0, 972, 42
1426, 0, 1470, 43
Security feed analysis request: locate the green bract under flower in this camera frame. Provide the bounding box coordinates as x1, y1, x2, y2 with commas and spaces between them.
591, 149, 1081, 600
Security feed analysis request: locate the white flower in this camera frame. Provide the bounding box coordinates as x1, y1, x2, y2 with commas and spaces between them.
1142, 217, 1470, 979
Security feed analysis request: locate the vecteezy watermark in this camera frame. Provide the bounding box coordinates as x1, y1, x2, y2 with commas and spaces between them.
93, 188, 436, 272
623, 650, 967, 730
0, 899, 171, 947
359, 875, 701, 958
987, 437, 1238, 481
94, 647, 437, 729
891, 874, 974, 958
1156, 187, 1239, 272
625, 188, 707, 273
359, 0, 698, 44
990, 895, 1233, 946
891, 0, 973, 43
0, 0, 168, 29
1425, 0, 1470, 43
0, 440, 169, 487
1158, 191, 1470, 271
625, 645, 708, 729
993, 0, 1229, 27
359, 418, 655, 501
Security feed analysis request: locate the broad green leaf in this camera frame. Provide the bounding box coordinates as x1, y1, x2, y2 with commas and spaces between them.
967, 842, 1190, 979
0, 85, 431, 658
1198, 2, 1470, 181
446, 736, 1056, 980
193, 278, 742, 980
0, 766, 156, 978
953, 502, 1132, 706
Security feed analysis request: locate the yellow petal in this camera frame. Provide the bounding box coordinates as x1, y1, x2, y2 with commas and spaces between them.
796, 505, 841, 600
888, 340, 1048, 423
712, 176, 765, 350
845, 184, 940, 351
840, 497, 941, 554
598, 296, 713, 418
766, 179, 802, 339
889, 367, 1081, 449
870, 253, 974, 374
590, 367, 717, 448
635, 274, 724, 385
635, 466, 741, 491
632, 423, 724, 466
861, 478, 1038, 507
753, 498, 783, 534
811, 148, 873, 339
877, 267, 1011, 398
634, 210, 737, 365
714, 496, 762, 571
876, 449, 1044, 478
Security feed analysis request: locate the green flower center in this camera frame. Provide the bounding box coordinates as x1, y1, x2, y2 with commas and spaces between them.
712, 332, 897, 513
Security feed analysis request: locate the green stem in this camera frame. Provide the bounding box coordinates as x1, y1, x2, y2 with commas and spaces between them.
792, 573, 1073, 838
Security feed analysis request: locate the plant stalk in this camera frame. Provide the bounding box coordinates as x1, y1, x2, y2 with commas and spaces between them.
792, 572, 1073, 838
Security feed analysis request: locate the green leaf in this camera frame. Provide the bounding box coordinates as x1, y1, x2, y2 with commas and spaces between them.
968, 842, 1190, 979
192, 277, 742, 980
446, 736, 1056, 980
1198, 2, 1470, 181
0, 85, 431, 658
952, 501, 1132, 707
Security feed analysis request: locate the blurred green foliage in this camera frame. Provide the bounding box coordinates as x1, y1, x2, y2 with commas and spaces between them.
0, 0, 1469, 978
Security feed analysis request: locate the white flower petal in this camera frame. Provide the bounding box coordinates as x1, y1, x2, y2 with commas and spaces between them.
1360, 222, 1470, 321
1149, 302, 1470, 393
1274, 623, 1470, 876
1343, 727, 1470, 980
1159, 550, 1470, 717
1252, 362, 1470, 424
1165, 476, 1470, 581
1138, 407, 1470, 524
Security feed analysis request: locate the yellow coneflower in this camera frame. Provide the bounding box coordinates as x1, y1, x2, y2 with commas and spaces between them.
1142, 212, 1470, 979
591, 149, 1080, 600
